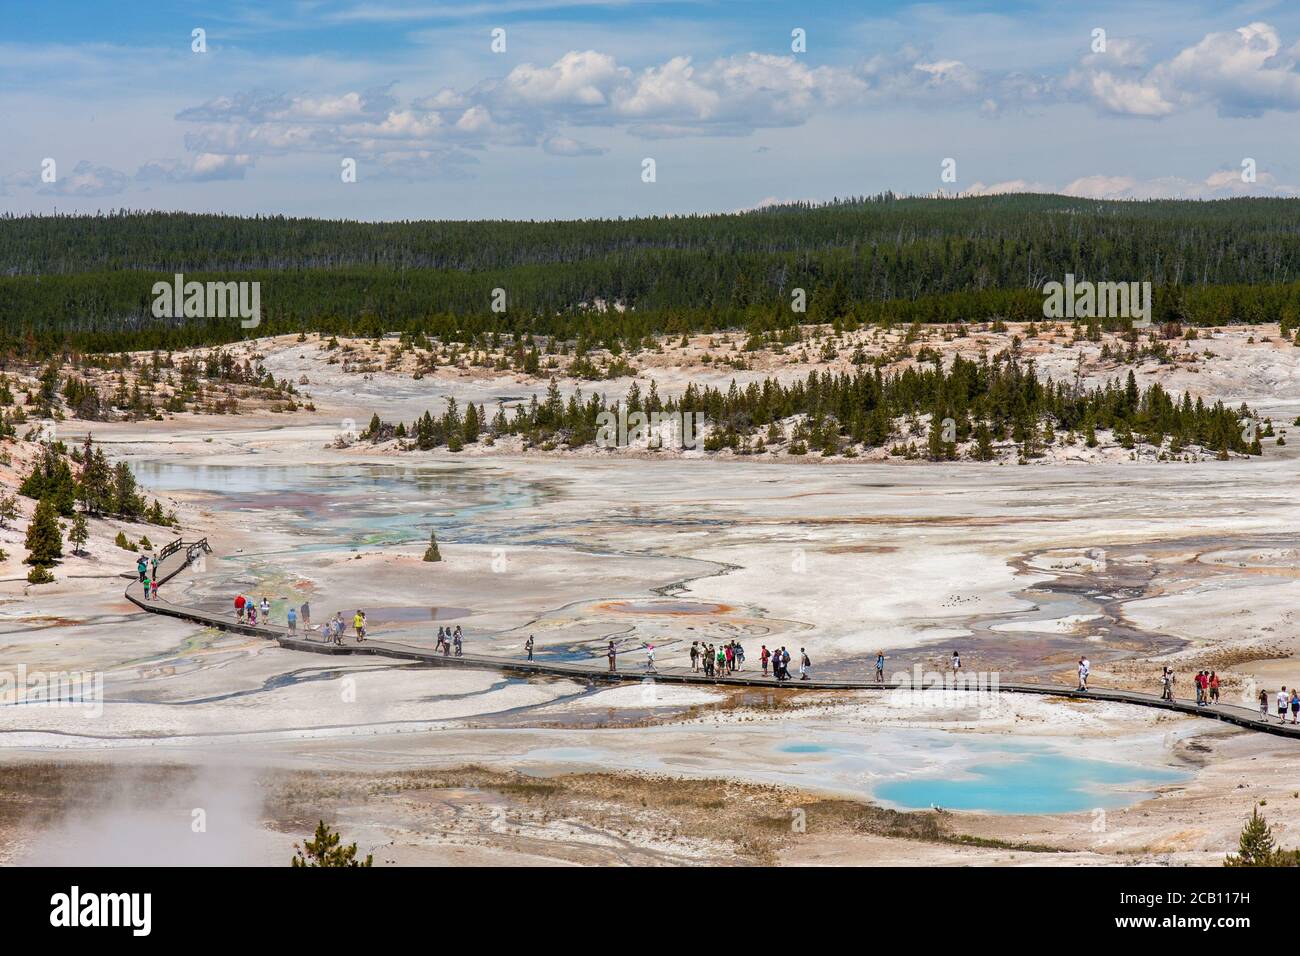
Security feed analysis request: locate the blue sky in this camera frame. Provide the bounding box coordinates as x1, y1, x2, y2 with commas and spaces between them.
4, 0, 1300, 219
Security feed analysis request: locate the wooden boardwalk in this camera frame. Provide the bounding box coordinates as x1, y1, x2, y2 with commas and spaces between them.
127, 540, 1300, 740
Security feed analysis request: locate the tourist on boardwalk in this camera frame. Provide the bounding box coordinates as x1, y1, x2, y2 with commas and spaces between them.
760, 645, 770, 677
1077, 657, 1090, 692
1291, 688, 1299, 725
800, 648, 811, 681
1260, 688, 1270, 719
690, 641, 699, 672
453, 626, 463, 651
137, 556, 147, 583
354, 609, 366, 643
260, 596, 270, 624
235, 594, 246, 623
150, 557, 158, 582
1209, 672, 1220, 704
453, 629, 463, 657
775, 646, 790, 681
141, 576, 151, 601
607, 640, 617, 673
951, 650, 961, 675
1193, 671, 1203, 705
436, 627, 446, 653
287, 605, 297, 635
703, 643, 715, 677
1160, 667, 1173, 701
875, 652, 886, 684
734, 643, 745, 670
248, 603, 258, 626
525, 635, 535, 661
645, 643, 656, 673
1278, 686, 1289, 723
716, 644, 725, 677
300, 602, 311, 630
724, 643, 734, 673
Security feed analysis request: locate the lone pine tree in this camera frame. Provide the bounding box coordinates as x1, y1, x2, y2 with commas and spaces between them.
423, 530, 442, 562
24, 497, 63, 567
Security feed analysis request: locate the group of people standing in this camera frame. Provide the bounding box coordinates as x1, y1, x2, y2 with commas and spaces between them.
135, 555, 159, 600
232, 593, 373, 646
762, 645, 811, 681
1266, 686, 1300, 724
435, 626, 464, 656
683, 641, 814, 680
233, 593, 275, 627
689, 640, 745, 676
1160, 666, 1223, 706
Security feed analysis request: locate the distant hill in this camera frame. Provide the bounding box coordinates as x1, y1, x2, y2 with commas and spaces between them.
2, 194, 1300, 355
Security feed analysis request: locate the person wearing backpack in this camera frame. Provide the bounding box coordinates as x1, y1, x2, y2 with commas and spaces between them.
800, 648, 811, 681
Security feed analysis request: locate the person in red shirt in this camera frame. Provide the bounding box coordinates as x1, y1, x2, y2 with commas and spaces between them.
234, 594, 246, 623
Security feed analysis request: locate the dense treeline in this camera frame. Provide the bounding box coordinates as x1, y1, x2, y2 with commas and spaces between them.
5, 195, 1300, 356
369, 354, 1263, 461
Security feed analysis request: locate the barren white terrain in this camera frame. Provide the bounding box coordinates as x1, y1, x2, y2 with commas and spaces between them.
3, 323, 1300, 866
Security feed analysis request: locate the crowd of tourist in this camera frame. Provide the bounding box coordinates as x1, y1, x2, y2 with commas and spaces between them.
181, 567, 1300, 732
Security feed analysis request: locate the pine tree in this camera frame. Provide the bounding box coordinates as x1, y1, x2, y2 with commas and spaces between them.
24, 498, 63, 566
423, 530, 442, 562
19, 444, 76, 516
927, 413, 945, 461
1225, 808, 1278, 867
68, 513, 88, 556
77, 437, 112, 514
291, 821, 373, 867
110, 461, 144, 517
0, 494, 18, 529
973, 421, 994, 461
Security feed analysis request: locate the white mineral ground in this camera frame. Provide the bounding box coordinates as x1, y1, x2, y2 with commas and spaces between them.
2, 324, 1300, 865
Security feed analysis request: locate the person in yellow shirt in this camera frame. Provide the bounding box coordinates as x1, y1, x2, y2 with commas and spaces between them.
354, 610, 366, 643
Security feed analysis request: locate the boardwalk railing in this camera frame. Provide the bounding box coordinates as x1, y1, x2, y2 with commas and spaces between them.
123, 548, 1300, 740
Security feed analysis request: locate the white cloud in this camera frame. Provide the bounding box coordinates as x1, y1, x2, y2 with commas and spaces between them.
137, 153, 255, 183
1070, 22, 1300, 118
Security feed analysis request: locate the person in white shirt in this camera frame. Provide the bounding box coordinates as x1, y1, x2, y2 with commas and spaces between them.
1279, 687, 1290, 724
1078, 657, 1090, 691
